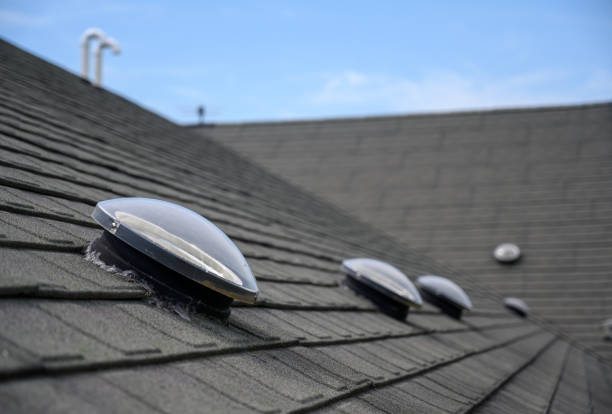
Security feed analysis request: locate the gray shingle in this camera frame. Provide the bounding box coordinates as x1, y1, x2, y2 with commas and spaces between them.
116, 303, 221, 349
0, 336, 40, 376
221, 351, 333, 404
177, 359, 292, 413
103, 365, 253, 413
314, 398, 388, 414
360, 387, 446, 414
0, 184, 93, 225
315, 343, 403, 381
37, 301, 169, 355
548, 348, 590, 414
200, 102, 612, 362
0, 300, 117, 367
0, 378, 107, 414
0, 248, 146, 298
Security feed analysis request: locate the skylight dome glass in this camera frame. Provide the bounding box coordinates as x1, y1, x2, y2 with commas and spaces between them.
341, 258, 421, 320
494, 243, 521, 263
417, 275, 472, 319
603, 319, 612, 341
342, 258, 422, 307
504, 297, 529, 317
92, 198, 258, 303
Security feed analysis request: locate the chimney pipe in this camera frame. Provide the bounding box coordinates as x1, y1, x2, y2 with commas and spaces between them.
80, 28, 105, 81
94, 37, 121, 88
198, 105, 206, 125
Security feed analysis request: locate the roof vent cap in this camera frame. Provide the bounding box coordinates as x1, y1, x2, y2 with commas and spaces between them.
504, 297, 529, 317
416, 275, 472, 319
91, 198, 258, 318
342, 258, 422, 320
94, 36, 121, 87
603, 319, 612, 341
80, 27, 105, 80
494, 243, 521, 264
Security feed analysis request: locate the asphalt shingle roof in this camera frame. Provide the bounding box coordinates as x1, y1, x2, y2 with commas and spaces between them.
1, 38, 611, 413
196, 101, 612, 363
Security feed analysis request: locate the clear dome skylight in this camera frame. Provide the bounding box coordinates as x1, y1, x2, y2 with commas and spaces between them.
342, 258, 421, 320
504, 297, 529, 317
92, 197, 258, 303
493, 243, 521, 264
604, 319, 612, 341
342, 258, 422, 307
416, 275, 472, 319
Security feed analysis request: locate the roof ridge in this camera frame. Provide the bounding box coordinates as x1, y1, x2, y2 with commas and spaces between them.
188, 101, 612, 128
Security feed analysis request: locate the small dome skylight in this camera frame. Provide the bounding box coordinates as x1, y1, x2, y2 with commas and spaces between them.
91, 198, 258, 317
493, 243, 521, 264
603, 319, 612, 341
342, 258, 422, 320
416, 275, 472, 319
504, 297, 529, 317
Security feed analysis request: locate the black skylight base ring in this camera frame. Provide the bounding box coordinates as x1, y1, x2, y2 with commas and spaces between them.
345, 276, 409, 320
496, 256, 522, 266
420, 290, 463, 320
92, 231, 233, 320
504, 297, 529, 318
505, 306, 528, 318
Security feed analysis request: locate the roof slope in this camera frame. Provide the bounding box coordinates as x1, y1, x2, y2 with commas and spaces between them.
1, 38, 611, 413
196, 102, 612, 362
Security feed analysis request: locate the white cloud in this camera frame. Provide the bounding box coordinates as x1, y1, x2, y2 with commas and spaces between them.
0, 9, 52, 27
309, 69, 612, 115
0, 2, 163, 29
168, 85, 210, 101
585, 68, 612, 92
505, 70, 567, 87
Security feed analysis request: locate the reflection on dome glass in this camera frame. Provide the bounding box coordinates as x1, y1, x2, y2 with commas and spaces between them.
342, 258, 422, 307
341, 258, 421, 320
504, 297, 529, 317
603, 319, 612, 341
92, 198, 258, 303
493, 243, 521, 264
417, 275, 472, 319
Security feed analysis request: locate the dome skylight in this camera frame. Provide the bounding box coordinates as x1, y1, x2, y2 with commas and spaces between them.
91, 198, 258, 316
342, 258, 422, 320
416, 275, 472, 319
603, 319, 612, 341
493, 243, 521, 264
504, 297, 529, 317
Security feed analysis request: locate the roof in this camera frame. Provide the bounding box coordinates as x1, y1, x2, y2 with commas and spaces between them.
195, 102, 612, 363
1, 37, 611, 413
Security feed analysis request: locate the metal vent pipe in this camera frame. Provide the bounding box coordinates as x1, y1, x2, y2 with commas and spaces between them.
80, 28, 105, 80
94, 37, 121, 87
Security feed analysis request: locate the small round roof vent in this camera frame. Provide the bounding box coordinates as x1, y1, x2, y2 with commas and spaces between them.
493, 243, 521, 264
91, 198, 258, 318
504, 297, 529, 317
603, 319, 612, 341
416, 275, 472, 319
342, 258, 422, 320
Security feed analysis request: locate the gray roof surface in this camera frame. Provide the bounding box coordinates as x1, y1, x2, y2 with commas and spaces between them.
196, 101, 612, 363
1, 37, 611, 413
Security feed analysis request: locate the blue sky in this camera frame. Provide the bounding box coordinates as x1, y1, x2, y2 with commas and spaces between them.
1, 1, 611, 123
